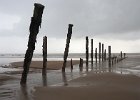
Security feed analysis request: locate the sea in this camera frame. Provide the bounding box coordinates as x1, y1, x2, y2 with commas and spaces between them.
0, 53, 86, 66
0, 53, 138, 65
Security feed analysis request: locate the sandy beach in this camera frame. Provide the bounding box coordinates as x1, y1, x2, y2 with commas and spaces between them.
33, 72, 140, 100
11, 60, 80, 70
0, 55, 140, 100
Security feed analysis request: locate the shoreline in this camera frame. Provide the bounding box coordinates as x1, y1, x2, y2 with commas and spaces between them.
10, 60, 80, 70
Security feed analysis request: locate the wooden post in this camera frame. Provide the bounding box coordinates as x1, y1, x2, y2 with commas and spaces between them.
108, 46, 111, 67
102, 43, 104, 61
79, 58, 83, 71
104, 49, 106, 61
62, 24, 73, 72
95, 48, 97, 63
86, 36, 89, 67
20, 3, 44, 85
91, 39, 93, 65
42, 36, 47, 75
120, 51, 122, 59
71, 59, 73, 71
99, 42, 101, 63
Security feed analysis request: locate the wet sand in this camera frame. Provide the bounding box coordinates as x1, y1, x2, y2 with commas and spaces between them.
0, 74, 16, 86
11, 60, 80, 70
1, 55, 140, 100
33, 72, 140, 100
0, 75, 15, 81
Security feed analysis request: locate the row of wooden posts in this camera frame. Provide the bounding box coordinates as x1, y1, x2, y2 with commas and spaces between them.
41, 25, 126, 73
20, 3, 126, 85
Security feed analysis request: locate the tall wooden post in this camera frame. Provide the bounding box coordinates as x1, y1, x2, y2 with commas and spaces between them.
99, 42, 101, 63
91, 39, 93, 65
102, 43, 104, 61
62, 24, 73, 72
42, 36, 47, 75
95, 48, 97, 63
108, 46, 111, 67
104, 49, 106, 61
86, 36, 89, 67
20, 3, 44, 85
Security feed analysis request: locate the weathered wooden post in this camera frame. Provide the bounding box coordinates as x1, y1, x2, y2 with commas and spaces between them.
99, 42, 101, 63
124, 53, 126, 58
91, 39, 93, 65
95, 48, 97, 63
42, 36, 47, 75
104, 49, 106, 61
108, 46, 111, 67
120, 51, 122, 59
62, 24, 73, 72
86, 36, 89, 67
20, 3, 45, 85
79, 58, 83, 71
71, 59, 73, 71
102, 43, 104, 61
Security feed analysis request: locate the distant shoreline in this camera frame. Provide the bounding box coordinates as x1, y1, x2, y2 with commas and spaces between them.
10, 60, 80, 70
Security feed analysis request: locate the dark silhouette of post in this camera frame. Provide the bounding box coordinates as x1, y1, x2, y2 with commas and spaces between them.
71, 59, 73, 71
79, 58, 83, 71
102, 43, 104, 61
120, 51, 122, 59
20, 3, 44, 85
108, 46, 111, 67
62, 24, 73, 72
99, 42, 101, 63
95, 48, 97, 63
104, 49, 106, 61
42, 36, 47, 75
91, 39, 93, 65
86, 36, 89, 67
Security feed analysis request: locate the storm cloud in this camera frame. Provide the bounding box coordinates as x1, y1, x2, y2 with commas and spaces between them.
0, 0, 140, 53
0, 0, 140, 39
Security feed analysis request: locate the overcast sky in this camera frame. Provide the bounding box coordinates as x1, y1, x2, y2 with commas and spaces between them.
0, 0, 140, 53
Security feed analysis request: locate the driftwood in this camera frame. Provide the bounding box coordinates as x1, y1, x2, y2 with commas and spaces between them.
20, 3, 45, 85
62, 24, 73, 72
42, 36, 47, 75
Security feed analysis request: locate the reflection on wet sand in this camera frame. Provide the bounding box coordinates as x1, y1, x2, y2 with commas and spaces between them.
62, 72, 68, 86
42, 74, 47, 86
19, 86, 30, 100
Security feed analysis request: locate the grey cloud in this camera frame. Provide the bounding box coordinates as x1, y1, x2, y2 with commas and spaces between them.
0, 0, 140, 40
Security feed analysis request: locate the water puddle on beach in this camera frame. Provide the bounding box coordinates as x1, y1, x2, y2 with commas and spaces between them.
0, 63, 93, 100
1, 56, 140, 100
